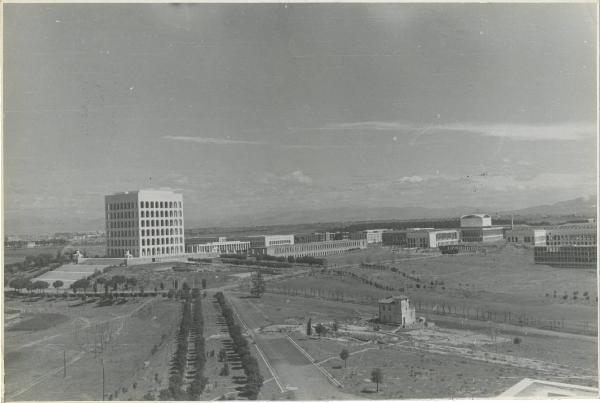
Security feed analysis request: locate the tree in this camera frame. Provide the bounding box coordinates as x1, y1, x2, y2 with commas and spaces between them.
10, 278, 28, 292
201, 278, 207, 289
371, 368, 383, 392
332, 320, 339, 333
220, 362, 230, 376
306, 318, 312, 336
71, 278, 91, 294
250, 271, 265, 298
32, 280, 49, 294
24, 279, 34, 294
340, 349, 349, 368
314, 323, 327, 337
218, 348, 227, 362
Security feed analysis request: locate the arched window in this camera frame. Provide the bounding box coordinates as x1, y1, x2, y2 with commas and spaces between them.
161, 220, 164, 226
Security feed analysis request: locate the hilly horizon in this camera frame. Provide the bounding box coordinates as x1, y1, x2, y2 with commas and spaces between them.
6, 195, 595, 236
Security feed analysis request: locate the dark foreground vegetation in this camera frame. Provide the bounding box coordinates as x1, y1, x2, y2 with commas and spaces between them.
215, 291, 263, 399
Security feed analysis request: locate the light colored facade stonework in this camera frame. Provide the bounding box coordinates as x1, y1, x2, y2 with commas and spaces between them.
406, 228, 459, 248
105, 189, 184, 258
254, 239, 367, 258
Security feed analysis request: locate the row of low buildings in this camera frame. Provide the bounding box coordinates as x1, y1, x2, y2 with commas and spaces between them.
185, 234, 367, 258
375, 214, 504, 248
102, 190, 596, 268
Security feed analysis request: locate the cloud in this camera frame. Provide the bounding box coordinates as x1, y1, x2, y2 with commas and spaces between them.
162, 136, 264, 145
442, 122, 596, 141
298, 121, 596, 141
263, 170, 314, 186
286, 170, 313, 185
321, 121, 413, 131
397, 175, 424, 183
163, 135, 374, 149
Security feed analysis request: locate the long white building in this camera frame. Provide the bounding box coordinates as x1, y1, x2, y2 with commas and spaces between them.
105, 189, 185, 260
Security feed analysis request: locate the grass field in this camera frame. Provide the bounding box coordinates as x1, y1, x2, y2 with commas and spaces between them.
229, 292, 597, 398
33, 264, 110, 289
4, 244, 106, 265
95, 262, 254, 292
4, 295, 181, 401
269, 245, 597, 335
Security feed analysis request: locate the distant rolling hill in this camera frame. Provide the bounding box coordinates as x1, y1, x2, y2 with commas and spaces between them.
186, 195, 596, 232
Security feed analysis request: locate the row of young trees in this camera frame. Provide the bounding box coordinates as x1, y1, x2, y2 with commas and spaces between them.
188, 296, 208, 398
163, 298, 192, 399
160, 291, 208, 400
214, 292, 263, 400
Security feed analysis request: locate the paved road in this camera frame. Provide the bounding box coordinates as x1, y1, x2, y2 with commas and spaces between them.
228, 294, 357, 400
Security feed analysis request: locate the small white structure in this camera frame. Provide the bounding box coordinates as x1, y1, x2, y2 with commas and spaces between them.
238, 234, 294, 248
505, 226, 546, 246
406, 228, 459, 248
460, 214, 492, 228
378, 295, 416, 327
498, 378, 599, 398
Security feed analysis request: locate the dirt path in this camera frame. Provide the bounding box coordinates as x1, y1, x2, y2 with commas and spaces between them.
5, 297, 162, 400
201, 293, 250, 400
228, 295, 358, 400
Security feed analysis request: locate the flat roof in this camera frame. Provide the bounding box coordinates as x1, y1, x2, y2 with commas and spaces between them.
378, 295, 409, 303
498, 378, 598, 398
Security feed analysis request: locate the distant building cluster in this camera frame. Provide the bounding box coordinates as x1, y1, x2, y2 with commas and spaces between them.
254, 239, 367, 258
97, 190, 596, 269
533, 223, 596, 268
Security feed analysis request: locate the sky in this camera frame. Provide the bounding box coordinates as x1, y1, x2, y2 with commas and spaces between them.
4, 3, 597, 234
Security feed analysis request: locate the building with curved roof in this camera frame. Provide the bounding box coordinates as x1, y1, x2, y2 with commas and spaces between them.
460, 213, 504, 243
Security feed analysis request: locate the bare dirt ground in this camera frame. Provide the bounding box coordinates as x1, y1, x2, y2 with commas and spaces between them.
270, 247, 597, 335
228, 293, 359, 400
230, 292, 597, 399
4, 295, 180, 401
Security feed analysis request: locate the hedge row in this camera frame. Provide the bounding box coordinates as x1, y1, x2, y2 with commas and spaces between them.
215, 292, 263, 400
188, 296, 208, 398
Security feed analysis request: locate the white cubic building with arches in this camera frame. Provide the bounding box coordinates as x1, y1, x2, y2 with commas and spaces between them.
105, 189, 185, 260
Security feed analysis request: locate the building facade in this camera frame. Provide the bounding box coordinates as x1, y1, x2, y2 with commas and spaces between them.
505, 227, 547, 246
378, 295, 416, 326
350, 229, 389, 244
544, 224, 596, 247
294, 232, 335, 244
406, 228, 459, 248
460, 214, 492, 228
382, 230, 407, 247
255, 239, 367, 258
534, 223, 597, 268
105, 189, 185, 259
238, 234, 294, 249
186, 240, 251, 255
460, 214, 504, 243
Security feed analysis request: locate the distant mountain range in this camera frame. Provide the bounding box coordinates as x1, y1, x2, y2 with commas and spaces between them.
187, 195, 597, 229
5, 196, 596, 236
